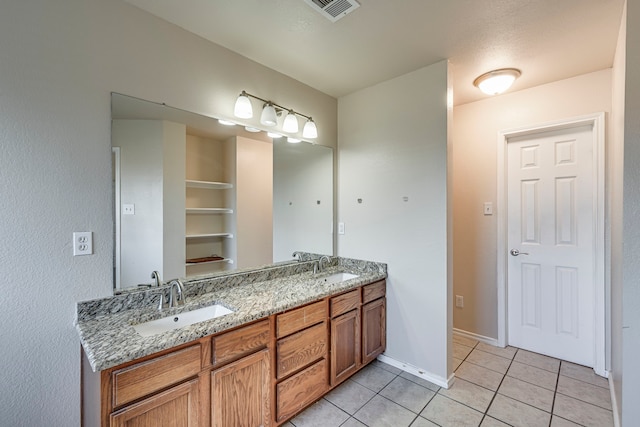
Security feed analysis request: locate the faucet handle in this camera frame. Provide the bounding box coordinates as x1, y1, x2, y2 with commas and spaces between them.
158, 290, 168, 310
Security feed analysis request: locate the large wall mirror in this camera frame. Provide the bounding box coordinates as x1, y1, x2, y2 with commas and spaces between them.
111, 93, 334, 290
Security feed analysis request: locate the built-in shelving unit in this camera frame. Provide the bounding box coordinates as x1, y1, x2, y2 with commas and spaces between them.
185, 233, 234, 239
185, 258, 234, 266
185, 179, 233, 190
185, 207, 234, 215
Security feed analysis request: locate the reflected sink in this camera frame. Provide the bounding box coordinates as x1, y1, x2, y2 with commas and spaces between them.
319, 272, 359, 285
133, 304, 234, 337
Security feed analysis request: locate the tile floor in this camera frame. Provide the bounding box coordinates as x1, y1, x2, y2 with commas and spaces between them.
283, 335, 614, 427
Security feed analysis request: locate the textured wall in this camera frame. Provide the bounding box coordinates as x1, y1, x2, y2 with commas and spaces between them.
338, 62, 450, 382
622, 0, 640, 424
609, 2, 626, 421
0, 0, 336, 425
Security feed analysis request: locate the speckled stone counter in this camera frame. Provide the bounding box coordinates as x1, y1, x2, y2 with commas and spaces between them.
75, 255, 386, 372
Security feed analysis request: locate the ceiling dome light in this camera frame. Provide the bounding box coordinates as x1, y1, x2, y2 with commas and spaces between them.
473, 68, 521, 95
234, 91, 253, 118
283, 110, 299, 133
260, 103, 278, 127
302, 118, 318, 139
287, 137, 301, 144
218, 119, 236, 126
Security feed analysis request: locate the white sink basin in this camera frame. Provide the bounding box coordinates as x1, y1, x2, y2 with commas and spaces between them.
319, 272, 359, 284
133, 304, 234, 337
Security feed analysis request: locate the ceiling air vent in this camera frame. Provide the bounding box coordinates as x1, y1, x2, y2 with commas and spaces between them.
303, 0, 360, 23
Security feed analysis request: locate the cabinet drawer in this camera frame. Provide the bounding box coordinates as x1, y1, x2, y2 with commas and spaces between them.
212, 319, 270, 367
277, 300, 327, 338
363, 280, 386, 303
331, 289, 360, 318
276, 358, 328, 422
112, 344, 201, 407
277, 322, 327, 379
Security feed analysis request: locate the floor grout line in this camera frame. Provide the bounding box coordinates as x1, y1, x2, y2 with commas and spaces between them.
291, 343, 613, 427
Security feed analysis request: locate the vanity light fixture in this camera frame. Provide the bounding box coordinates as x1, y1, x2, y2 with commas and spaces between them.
282, 110, 299, 133
232, 90, 317, 138
287, 137, 301, 143
473, 68, 521, 95
260, 103, 278, 127
267, 132, 283, 139
302, 119, 318, 139
244, 126, 261, 133
218, 119, 236, 126
233, 91, 253, 118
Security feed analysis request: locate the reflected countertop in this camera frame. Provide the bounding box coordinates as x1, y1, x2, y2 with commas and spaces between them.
75, 256, 386, 372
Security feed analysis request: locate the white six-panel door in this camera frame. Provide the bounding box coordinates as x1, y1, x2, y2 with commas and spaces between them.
507, 124, 595, 366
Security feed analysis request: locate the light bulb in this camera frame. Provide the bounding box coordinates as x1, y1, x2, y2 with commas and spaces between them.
234, 92, 253, 118
473, 69, 521, 95
260, 103, 278, 127
302, 119, 318, 139
283, 110, 299, 133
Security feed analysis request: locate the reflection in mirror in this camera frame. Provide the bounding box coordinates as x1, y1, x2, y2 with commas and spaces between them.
111, 93, 333, 291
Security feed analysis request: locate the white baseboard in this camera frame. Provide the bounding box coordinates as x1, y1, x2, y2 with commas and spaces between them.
453, 328, 499, 346
376, 354, 454, 389
609, 373, 621, 427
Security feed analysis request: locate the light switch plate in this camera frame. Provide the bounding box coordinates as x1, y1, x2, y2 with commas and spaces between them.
483, 202, 493, 215
338, 222, 345, 235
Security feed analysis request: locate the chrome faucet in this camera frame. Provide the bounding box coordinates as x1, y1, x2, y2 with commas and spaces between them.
168, 279, 186, 308
314, 255, 332, 274
292, 251, 304, 261
151, 271, 162, 287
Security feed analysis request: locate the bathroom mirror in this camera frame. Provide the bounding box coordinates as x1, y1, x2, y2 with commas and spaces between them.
111, 93, 333, 290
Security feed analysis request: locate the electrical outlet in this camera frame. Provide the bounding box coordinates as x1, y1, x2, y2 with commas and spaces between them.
455, 295, 464, 308
73, 231, 93, 256
123, 204, 135, 215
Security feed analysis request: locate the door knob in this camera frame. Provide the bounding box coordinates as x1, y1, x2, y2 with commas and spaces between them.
510, 249, 529, 256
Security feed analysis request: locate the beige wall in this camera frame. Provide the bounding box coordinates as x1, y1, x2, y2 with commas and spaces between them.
0, 0, 336, 424
452, 69, 612, 339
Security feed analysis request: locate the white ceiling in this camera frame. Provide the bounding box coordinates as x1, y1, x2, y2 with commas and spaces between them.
123, 0, 624, 105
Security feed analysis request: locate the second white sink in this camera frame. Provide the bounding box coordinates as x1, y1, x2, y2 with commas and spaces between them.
319, 272, 359, 284
133, 304, 234, 337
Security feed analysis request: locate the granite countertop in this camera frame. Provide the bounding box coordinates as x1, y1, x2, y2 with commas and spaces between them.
76, 256, 386, 372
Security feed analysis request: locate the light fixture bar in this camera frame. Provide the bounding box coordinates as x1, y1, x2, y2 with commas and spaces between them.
237, 91, 314, 122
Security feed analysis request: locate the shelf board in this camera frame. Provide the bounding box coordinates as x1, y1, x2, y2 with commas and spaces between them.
186, 233, 233, 239
186, 208, 233, 214
186, 180, 233, 190
186, 258, 233, 266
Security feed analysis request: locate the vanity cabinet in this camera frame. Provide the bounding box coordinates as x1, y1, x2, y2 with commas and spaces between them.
330, 289, 361, 386
86, 279, 386, 427
210, 319, 271, 427
211, 349, 271, 427
274, 300, 329, 423
362, 280, 387, 364
105, 344, 202, 427
110, 379, 200, 427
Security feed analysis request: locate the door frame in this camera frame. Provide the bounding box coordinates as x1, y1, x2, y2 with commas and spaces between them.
496, 112, 606, 376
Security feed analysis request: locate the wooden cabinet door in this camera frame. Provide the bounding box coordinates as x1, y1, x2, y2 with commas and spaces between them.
330, 309, 360, 386
362, 298, 386, 364
211, 348, 271, 427
110, 379, 199, 427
